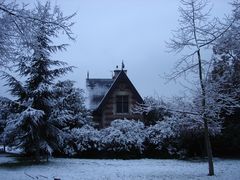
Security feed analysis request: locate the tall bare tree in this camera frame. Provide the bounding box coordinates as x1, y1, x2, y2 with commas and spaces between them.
167, 0, 235, 176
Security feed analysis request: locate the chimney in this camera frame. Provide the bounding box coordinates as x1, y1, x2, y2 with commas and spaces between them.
87, 71, 89, 79
112, 66, 127, 79
113, 69, 121, 79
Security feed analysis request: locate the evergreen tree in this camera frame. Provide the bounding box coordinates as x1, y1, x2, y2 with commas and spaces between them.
1, 2, 74, 161
0, 97, 12, 151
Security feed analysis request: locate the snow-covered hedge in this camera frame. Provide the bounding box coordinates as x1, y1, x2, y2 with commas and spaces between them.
146, 118, 178, 151
72, 125, 100, 152
99, 119, 146, 153
61, 119, 146, 156
60, 117, 221, 158
62, 125, 100, 156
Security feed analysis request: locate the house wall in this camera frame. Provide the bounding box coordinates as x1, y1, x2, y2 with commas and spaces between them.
100, 82, 143, 128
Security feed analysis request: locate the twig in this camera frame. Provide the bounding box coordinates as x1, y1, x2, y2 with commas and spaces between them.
39, 175, 48, 179
24, 171, 35, 179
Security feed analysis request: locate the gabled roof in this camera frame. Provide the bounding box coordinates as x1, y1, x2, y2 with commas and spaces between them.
95, 70, 144, 112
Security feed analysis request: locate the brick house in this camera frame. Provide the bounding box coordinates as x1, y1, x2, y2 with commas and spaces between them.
86, 67, 144, 128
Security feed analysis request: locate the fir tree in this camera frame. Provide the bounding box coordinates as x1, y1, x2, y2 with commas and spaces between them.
1, 2, 74, 161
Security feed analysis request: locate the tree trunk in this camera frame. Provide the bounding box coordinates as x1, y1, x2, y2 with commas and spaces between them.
35, 139, 40, 163
3, 144, 6, 152
35, 148, 40, 163
203, 118, 214, 175
3, 136, 6, 152
197, 50, 214, 176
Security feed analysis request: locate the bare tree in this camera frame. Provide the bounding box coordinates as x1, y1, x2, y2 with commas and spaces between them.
166, 0, 237, 176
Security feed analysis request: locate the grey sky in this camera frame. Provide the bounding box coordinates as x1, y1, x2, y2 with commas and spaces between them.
0, 0, 232, 98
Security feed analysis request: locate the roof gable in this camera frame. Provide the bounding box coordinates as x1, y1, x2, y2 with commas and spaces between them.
95, 70, 144, 112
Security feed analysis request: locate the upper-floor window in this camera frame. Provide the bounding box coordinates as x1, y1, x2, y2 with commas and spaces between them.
116, 95, 129, 113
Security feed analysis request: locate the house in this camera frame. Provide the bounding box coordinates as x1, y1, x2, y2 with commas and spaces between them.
86, 66, 144, 128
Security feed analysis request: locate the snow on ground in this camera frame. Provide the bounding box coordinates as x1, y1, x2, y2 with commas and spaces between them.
0, 146, 22, 154
0, 154, 240, 180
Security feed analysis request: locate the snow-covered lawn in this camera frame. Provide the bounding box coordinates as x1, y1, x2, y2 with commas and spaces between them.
0, 154, 239, 180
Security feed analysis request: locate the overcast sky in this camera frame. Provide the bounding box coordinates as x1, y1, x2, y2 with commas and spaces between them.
1, 0, 233, 99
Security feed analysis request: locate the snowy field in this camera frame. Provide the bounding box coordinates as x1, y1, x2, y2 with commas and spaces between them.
0, 154, 240, 180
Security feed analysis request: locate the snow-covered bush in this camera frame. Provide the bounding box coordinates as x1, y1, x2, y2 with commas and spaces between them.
60, 119, 146, 157
72, 125, 100, 152
51, 80, 93, 129
132, 97, 172, 126
146, 118, 178, 150
145, 114, 183, 157
99, 119, 146, 153
62, 125, 100, 156
145, 110, 222, 157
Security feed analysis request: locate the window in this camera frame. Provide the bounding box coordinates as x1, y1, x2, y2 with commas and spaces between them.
116, 95, 129, 113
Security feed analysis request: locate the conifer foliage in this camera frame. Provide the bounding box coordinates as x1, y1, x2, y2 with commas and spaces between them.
51, 80, 92, 130
0, 2, 74, 161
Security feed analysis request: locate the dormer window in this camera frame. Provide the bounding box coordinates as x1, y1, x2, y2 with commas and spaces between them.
116, 95, 129, 113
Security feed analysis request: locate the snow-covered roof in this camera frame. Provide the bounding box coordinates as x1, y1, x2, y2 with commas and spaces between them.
86, 78, 114, 110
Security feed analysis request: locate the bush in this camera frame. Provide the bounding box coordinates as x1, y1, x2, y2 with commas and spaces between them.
99, 119, 146, 153
62, 125, 100, 156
